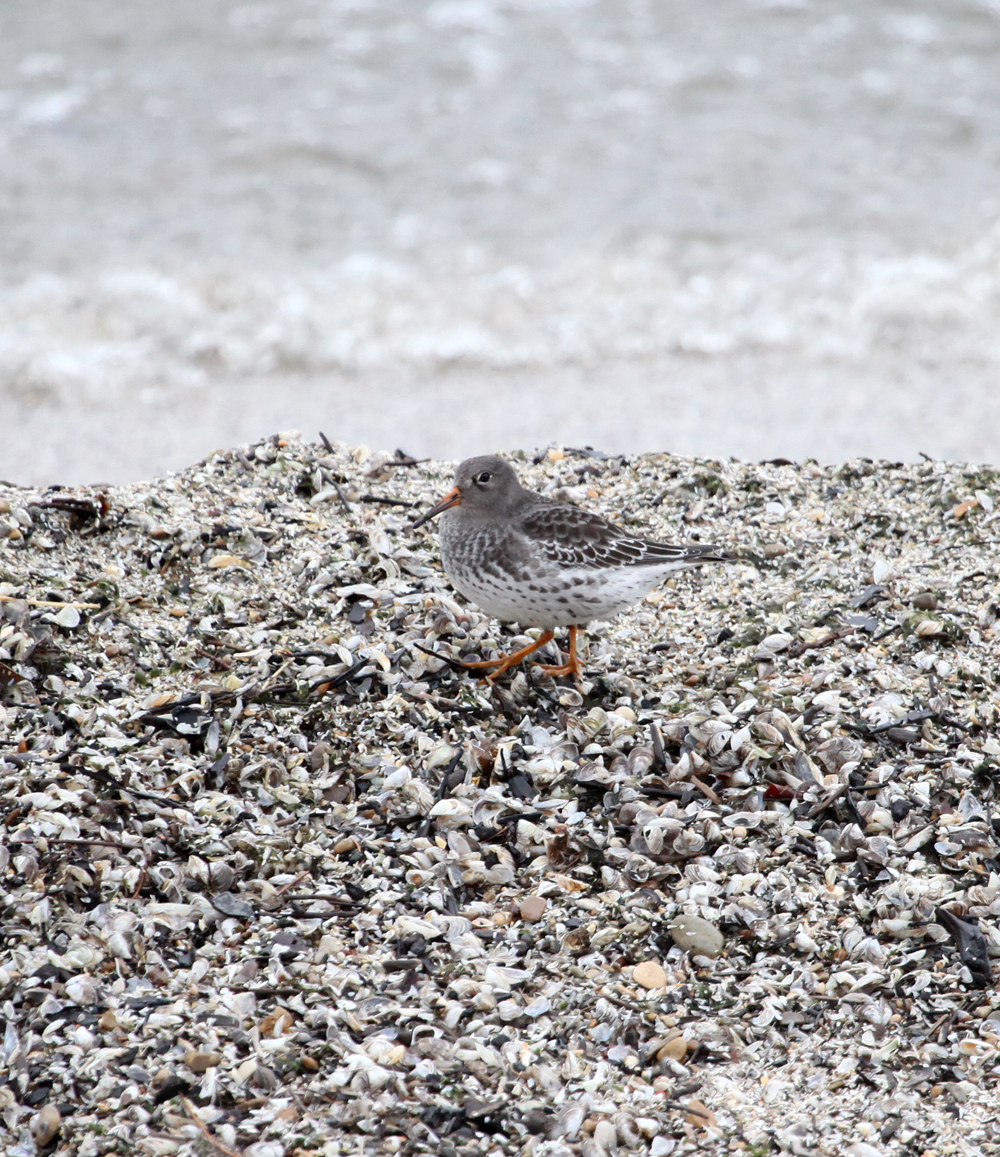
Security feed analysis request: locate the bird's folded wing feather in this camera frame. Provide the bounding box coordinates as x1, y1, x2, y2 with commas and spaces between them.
520, 503, 722, 569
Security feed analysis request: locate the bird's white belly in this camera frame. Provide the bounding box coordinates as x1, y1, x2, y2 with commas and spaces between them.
448, 564, 667, 628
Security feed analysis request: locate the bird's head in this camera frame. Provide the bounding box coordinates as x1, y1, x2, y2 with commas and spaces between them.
411, 455, 523, 527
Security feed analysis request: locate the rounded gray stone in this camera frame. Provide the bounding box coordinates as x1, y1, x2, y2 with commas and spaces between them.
667, 915, 725, 958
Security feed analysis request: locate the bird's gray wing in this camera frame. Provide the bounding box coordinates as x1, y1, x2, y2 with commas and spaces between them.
518, 502, 725, 570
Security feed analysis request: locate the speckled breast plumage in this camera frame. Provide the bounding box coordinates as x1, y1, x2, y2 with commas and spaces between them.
439, 511, 691, 629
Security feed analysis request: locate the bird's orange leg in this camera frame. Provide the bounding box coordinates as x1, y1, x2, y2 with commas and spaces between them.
460, 630, 556, 682
540, 625, 584, 679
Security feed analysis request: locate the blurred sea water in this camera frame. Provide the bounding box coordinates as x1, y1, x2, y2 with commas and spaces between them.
2, 0, 1000, 484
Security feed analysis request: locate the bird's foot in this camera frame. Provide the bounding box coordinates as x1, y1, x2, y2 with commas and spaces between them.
459, 654, 520, 682
538, 625, 583, 681
458, 630, 556, 682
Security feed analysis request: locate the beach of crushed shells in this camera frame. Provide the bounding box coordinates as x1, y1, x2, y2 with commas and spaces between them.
2, 435, 1000, 1157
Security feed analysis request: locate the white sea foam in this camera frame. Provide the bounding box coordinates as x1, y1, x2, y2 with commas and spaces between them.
3, 233, 1000, 402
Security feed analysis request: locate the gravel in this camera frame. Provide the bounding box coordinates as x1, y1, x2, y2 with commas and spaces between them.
1, 435, 1000, 1157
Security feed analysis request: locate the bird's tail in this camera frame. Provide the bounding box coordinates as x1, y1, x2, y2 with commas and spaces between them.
683, 544, 735, 564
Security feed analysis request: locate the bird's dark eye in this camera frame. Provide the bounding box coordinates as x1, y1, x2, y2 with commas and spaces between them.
475, 471, 492, 484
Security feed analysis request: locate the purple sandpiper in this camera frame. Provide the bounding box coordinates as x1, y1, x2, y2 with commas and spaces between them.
413, 455, 728, 679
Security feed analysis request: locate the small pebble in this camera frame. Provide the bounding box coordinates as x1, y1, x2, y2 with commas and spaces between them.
684, 1098, 717, 1128
207, 554, 249, 569
519, 896, 548, 922
184, 1050, 222, 1072
912, 591, 938, 610
657, 1036, 691, 1062
31, 1104, 61, 1147
632, 960, 668, 989
668, 915, 724, 957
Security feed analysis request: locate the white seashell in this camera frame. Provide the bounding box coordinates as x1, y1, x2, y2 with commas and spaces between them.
751, 721, 785, 749
871, 557, 894, 584
915, 619, 944, 637
58, 944, 102, 970
877, 918, 912, 937
848, 1143, 884, 1157
839, 824, 866, 851
687, 717, 729, 741
497, 999, 522, 1022
245, 1143, 288, 1157
552, 1103, 587, 1140
524, 996, 551, 1017
865, 807, 893, 832
707, 730, 733, 755
853, 937, 887, 965
841, 926, 865, 952
64, 974, 99, 1006
70, 1024, 96, 1051
863, 836, 897, 864
428, 798, 472, 817
613, 1112, 643, 1148
382, 766, 411, 790
859, 998, 893, 1026
730, 726, 752, 751
628, 746, 655, 774
641, 822, 665, 855
968, 879, 1000, 906
591, 1119, 619, 1156
671, 830, 705, 857
723, 812, 763, 829
618, 801, 659, 826
394, 916, 444, 939
105, 932, 133, 960
52, 604, 81, 629
426, 744, 458, 769
583, 707, 608, 735
902, 826, 935, 852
